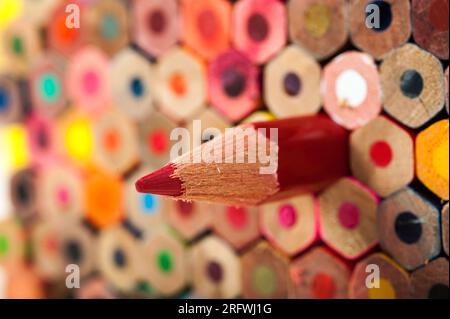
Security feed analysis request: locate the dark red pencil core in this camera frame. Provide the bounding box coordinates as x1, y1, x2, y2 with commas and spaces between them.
135, 163, 183, 197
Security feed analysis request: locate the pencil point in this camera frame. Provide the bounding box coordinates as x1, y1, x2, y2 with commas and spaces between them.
135, 163, 183, 197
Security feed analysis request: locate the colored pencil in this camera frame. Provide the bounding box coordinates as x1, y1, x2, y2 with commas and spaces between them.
288, 0, 348, 60
189, 235, 241, 298
154, 47, 207, 123
349, 0, 411, 60
322, 51, 382, 130
416, 119, 449, 200
30, 54, 67, 118
380, 44, 446, 129
208, 49, 260, 122
132, 0, 179, 57
289, 246, 351, 299
66, 46, 111, 115
92, 109, 140, 175
264, 45, 321, 118
260, 193, 318, 256
58, 220, 96, 277
241, 241, 290, 299
136, 115, 349, 206
142, 227, 187, 296
350, 116, 414, 197
411, 257, 449, 299
38, 162, 84, 221
211, 205, 260, 251
318, 177, 379, 260
26, 113, 56, 166
110, 48, 155, 121
163, 200, 212, 241
138, 111, 178, 168
1, 20, 41, 76
98, 224, 143, 292
86, 0, 129, 56
349, 253, 411, 299
378, 187, 441, 271
47, 1, 87, 56
233, 0, 287, 64
31, 220, 66, 280
85, 170, 123, 229
181, 0, 231, 61
57, 111, 94, 166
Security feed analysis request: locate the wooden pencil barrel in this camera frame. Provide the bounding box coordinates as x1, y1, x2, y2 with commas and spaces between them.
211, 205, 260, 251
66, 46, 111, 115
241, 241, 290, 299
380, 44, 445, 129
264, 45, 321, 118
349, 0, 411, 60
318, 177, 379, 260
59, 220, 97, 277
30, 54, 67, 118
132, 0, 179, 57
110, 48, 155, 121
181, 0, 231, 61
37, 162, 84, 222
1, 20, 41, 76
26, 114, 56, 165
208, 49, 260, 122
288, 0, 348, 60
47, 1, 87, 56
92, 109, 140, 175
411, 257, 449, 299
98, 224, 143, 292
349, 253, 411, 299
142, 227, 188, 296
189, 235, 241, 298
0, 218, 25, 265
260, 194, 318, 257
289, 247, 351, 299
86, 0, 129, 56
164, 200, 212, 241
350, 116, 414, 197
322, 51, 381, 130
378, 187, 441, 271
233, 0, 287, 64
138, 111, 178, 168
154, 47, 207, 123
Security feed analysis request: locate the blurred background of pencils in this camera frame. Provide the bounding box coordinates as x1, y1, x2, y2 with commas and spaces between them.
0, 0, 448, 299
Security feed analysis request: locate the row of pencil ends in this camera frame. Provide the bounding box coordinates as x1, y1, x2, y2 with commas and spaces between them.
1, 177, 448, 299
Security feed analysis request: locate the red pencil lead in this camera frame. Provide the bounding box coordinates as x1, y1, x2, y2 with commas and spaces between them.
135, 163, 183, 197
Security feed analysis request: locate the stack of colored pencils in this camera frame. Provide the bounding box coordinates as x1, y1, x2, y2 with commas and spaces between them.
0, 0, 448, 299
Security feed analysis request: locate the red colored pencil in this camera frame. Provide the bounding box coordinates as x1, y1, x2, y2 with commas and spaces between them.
136, 115, 349, 206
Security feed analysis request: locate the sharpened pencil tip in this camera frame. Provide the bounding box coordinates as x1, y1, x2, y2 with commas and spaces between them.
135, 163, 183, 197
